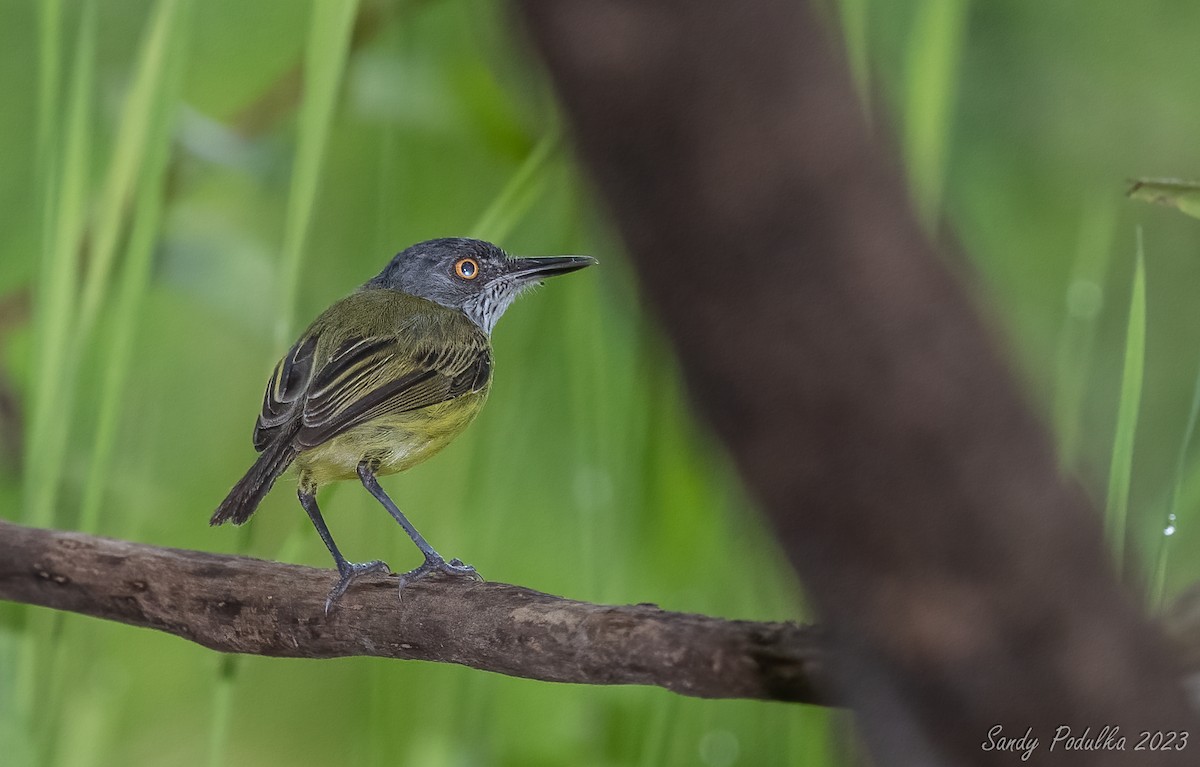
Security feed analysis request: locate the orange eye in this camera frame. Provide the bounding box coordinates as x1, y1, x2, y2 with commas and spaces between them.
454, 258, 480, 280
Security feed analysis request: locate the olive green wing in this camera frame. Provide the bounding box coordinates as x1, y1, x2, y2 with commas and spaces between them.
293, 329, 492, 450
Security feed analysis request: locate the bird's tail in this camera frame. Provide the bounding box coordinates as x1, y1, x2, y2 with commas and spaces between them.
210, 439, 297, 526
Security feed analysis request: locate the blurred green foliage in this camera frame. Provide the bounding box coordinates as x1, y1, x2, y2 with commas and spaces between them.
1, 0, 1200, 765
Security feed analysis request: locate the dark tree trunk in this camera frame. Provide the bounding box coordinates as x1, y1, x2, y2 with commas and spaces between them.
514, 1, 1197, 763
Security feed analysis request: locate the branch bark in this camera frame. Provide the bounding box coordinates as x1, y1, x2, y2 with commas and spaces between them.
0, 519, 830, 704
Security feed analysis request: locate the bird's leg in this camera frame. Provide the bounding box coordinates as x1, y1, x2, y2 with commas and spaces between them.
356, 461, 481, 590
298, 486, 390, 614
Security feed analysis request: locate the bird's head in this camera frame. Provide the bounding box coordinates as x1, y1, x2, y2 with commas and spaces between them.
368, 238, 596, 333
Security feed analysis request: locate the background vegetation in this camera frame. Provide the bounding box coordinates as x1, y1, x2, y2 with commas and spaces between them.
1, 0, 1199, 764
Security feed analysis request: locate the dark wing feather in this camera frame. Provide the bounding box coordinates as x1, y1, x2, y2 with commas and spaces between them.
253, 335, 317, 450
294, 332, 492, 449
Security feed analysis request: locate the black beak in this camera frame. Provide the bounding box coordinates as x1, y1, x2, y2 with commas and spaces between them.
508, 256, 597, 282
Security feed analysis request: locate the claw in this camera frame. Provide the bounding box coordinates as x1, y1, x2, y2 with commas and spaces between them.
324, 559, 390, 614
396, 555, 483, 592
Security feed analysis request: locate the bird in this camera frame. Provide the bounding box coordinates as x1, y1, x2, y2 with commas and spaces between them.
211, 238, 596, 611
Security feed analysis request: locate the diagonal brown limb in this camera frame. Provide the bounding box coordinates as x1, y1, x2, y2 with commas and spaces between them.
514, 0, 1198, 763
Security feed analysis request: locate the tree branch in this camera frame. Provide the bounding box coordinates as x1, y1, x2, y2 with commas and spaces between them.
0, 519, 831, 704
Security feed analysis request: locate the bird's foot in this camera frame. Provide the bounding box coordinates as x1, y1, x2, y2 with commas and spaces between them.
397, 555, 482, 592
325, 559, 390, 614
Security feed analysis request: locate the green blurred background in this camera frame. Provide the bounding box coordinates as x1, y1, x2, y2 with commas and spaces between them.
1, 0, 1200, 764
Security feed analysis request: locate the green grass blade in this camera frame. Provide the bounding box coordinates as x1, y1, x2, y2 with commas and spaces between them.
207, 655, 238, 767
34, 0, 63, 236
1053, 193, 1117, 468
1149, 360, 1200, 609
902, 0, 969, 230
275, 0, 360, 346
25, 0, 181, 533
22, 0, 94, 530
77, 0, 188, 536
1105, 230, 1146, 577
75, 0, 181, 341
14, 0, 95, 745
469, 128, 559, 242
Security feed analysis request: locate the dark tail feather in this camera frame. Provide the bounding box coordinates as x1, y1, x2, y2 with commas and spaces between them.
211, 440, 296, 526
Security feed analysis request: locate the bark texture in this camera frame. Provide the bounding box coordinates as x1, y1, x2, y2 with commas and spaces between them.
0, 519, 830, 704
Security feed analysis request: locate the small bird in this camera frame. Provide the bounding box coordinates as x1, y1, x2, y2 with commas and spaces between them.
212, 238, 595, 610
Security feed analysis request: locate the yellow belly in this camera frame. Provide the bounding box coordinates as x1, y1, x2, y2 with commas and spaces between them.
294, 390, 487, 486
